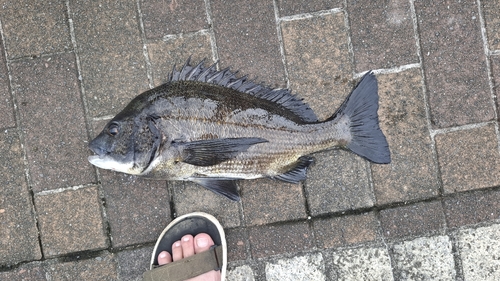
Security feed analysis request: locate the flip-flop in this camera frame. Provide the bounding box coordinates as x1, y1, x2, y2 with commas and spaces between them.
143, 212, 227, 281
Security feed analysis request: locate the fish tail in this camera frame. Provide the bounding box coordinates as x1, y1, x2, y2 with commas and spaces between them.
331, 72, 391, 164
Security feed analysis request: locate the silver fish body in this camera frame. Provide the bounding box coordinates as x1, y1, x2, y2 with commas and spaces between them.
88, 59, 390, 200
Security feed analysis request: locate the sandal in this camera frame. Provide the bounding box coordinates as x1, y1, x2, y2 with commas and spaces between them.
143, 212, 227, 281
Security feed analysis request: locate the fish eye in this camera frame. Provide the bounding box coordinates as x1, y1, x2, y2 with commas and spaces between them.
108, 123, 120, 136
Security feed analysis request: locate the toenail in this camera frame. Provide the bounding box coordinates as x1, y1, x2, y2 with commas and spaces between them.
174, 241, 181, 248
196, 237, 209, 248
182, 236, 190, 242
159, 252, 167, 259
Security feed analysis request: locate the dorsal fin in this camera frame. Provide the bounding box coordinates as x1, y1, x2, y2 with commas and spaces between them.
168, 58, 318, 123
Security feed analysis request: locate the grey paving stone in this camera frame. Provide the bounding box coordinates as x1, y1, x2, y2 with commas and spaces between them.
379, 201, 445, 239
347, 0, 417, 71
98, 168, 170, 248
34, 186, 108, 258
10, 54, 95, 192
0, 0, 71, 59
372, 69, 439, 204
116, 246, 153, 281
0, 38, 14, 129
306, 150, 372, 216
226, 228, 248, 262
211, 0, 286, 86
140, 0, 208, 39
276, 0, 342, 17
227, 265, 255, 281
0, 262, 47, 280
435, 124, 500, 193
241, 179, 307, 226
266, 253, 325, 281
48, 252, 118, 281
444, 189, 500, 228
314, 212, 379, 249
391, 235, 456, 281
0, 129, 41, 265
482, 0, 500, 50
415, 0, 494, 128
248, 221, 314, 259
457, 224, 500, 281
330, 246, 394, 281
281, 12, 352, 120
147, 35, 214, 86
171, 181, 241, 228
70, 0, 149, 118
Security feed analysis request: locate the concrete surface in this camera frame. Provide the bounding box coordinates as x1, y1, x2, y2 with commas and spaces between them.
1, 0, 499, 280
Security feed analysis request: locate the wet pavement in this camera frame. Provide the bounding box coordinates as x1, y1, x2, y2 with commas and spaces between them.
1, 0, 500, 280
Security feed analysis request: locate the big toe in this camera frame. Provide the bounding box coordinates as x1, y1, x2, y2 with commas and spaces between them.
194, 233, 214, 253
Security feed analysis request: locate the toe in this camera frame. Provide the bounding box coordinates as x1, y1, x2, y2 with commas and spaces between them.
172, 240, 183, 261
194, 233, 214, 253
181, 234, 195, 257
157, 251, 172, 265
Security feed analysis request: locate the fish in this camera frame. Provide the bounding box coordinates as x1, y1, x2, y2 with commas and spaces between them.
88, 58, 391, 201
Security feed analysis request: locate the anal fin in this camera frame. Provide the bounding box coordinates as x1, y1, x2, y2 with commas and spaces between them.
190, 178, 241, 201
273, 156, 314, 184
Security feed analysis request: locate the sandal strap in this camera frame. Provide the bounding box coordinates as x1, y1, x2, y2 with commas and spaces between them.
143, 245, 223, 281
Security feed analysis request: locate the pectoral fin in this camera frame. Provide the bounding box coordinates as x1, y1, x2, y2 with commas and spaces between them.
190, 178, 241, 201
273, 156, 314, 184
176, 137, 268, 166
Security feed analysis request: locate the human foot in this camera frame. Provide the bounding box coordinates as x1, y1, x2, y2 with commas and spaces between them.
144, 212, 226, 281
157, 233, 221, 281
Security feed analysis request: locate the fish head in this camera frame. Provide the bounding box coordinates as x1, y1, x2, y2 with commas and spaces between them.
88, 113, 160, 175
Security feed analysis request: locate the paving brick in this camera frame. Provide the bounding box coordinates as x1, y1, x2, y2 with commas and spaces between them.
248, 221, 313, 259
372, 69, 440, 204
415, 0, 494, 128
34, 186, 107, 257
306, 150, 373, 216
379, 201, 445, 239
146, 35, 213, 86
140, 0, 208, 39
391, 236, 456, 280
226, 228, 248, 262
347, 0, 417, 71
211, 0, 285, 87
116, 246, 153, 281
482, 0, 500, 51
0, 0, 71, 59
10, 54, 95, 192
227, 265, 255, 281
281, 12, 352, 120
70, 0, 148, 118
266, 253, 325, 281
435, 124, 500, 194
444, 189, 500, 228
0, 262, 47, 281
0, 38, 15, 129
241, 179, 307, 226
313, 212, 379, 249
457, 224, 500, 281
171, 181, 241, 228
276, 0, 342, 17
48, 252, 118, 281
0, 130, 41, 265
330, 246, 394, 281
99, 169, 170, 248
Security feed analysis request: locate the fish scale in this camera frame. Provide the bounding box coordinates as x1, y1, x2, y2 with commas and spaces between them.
88, 59, 390, 201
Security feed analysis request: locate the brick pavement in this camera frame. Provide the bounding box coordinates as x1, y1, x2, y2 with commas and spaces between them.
1, 0, 499, 280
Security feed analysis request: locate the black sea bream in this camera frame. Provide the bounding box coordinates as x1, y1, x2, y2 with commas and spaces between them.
88, 58, 391, 200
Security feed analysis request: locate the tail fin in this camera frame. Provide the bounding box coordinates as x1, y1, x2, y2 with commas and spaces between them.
331, 72, 391, 164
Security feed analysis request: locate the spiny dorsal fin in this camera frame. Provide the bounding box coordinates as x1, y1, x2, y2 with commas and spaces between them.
168, 58, 318, 123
